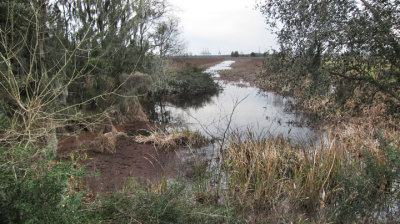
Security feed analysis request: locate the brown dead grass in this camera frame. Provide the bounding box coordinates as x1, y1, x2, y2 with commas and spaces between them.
218, 57, 264, 85
168, 57, 229, 71
91, 125, 128, 154
168, 57, 265, 86
135, 130, 208, 150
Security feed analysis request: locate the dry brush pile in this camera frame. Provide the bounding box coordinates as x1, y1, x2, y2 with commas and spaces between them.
135, 129, 209, 150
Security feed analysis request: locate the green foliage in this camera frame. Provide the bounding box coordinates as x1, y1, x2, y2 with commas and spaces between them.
258, 0, 400, 112
0, 0, 184, 146
95, 184, 187, 223
168, 67, 220, 95
0, 147, 87, 223
335, 132, 400, 223
0, 144, 243, 224
92, 182, 243, 224
0, 112, 9, 129
230, 51, 239, 57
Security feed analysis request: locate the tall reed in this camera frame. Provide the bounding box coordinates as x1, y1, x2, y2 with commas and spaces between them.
223, 126, 400, 223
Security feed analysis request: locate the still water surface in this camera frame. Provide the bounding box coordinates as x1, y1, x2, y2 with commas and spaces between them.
155, 60, 318, 144
155, 60, 320, 182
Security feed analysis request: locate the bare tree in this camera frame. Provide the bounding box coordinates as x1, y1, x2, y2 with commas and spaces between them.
152, 15, 186, 57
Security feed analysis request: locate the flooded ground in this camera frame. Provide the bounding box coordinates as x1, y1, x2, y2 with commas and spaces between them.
154, 60, 318, 144
59, 59, 320, 192
204, 60, 235, 78
153, 60, 320, 181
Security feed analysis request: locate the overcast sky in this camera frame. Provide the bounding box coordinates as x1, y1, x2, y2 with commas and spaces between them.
168, 0, 278, 55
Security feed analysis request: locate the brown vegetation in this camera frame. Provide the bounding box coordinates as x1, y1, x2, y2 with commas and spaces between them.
168, 57, 228, 70
91, 125, 128, 154
135, 130, 208, 150
218, 57, 264, 84
168, 56, 264, 85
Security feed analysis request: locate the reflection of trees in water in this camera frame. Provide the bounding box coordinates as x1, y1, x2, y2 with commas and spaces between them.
144, 91, 219, 123
144, 99, 171, 123
168, 91, 219, 109
272, 94, 284, 107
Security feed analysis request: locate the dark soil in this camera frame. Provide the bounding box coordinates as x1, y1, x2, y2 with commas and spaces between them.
83, 138, 176, 194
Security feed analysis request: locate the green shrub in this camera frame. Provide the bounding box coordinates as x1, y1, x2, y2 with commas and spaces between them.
0, 112, 9, 129
92, 182, 243, 224
335, 132, 400, 223
0, 147, 87, 224
168, 67, 220, 95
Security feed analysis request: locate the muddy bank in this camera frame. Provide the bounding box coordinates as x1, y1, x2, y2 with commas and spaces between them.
58, 122, 179, 194
83, 137, 176, 194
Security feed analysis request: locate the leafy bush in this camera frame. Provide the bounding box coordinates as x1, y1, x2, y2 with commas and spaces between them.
335, 132, 400, 223
0, 147, 87, 224
168, 67, 220, 95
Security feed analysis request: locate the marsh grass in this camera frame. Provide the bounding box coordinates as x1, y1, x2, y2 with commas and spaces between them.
254, 53, 400, 223
223, 125, 400, 223
91, 178, 244, 224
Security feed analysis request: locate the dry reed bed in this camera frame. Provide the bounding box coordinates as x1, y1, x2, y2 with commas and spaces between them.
223, 120, 400, 223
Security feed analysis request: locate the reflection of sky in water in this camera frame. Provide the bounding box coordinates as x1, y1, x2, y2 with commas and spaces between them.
204, 60, 235, 78
161, 80, 318, 144
160, 61, 320, 183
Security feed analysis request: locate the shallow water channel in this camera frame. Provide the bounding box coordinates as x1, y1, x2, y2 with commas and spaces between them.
152, 60, 320, 180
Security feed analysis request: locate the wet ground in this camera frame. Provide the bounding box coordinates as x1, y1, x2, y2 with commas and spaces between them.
153, 60, 318, 144
151, 59, 319, 188
58, 122, 178, 194
58, 57, 318, 195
